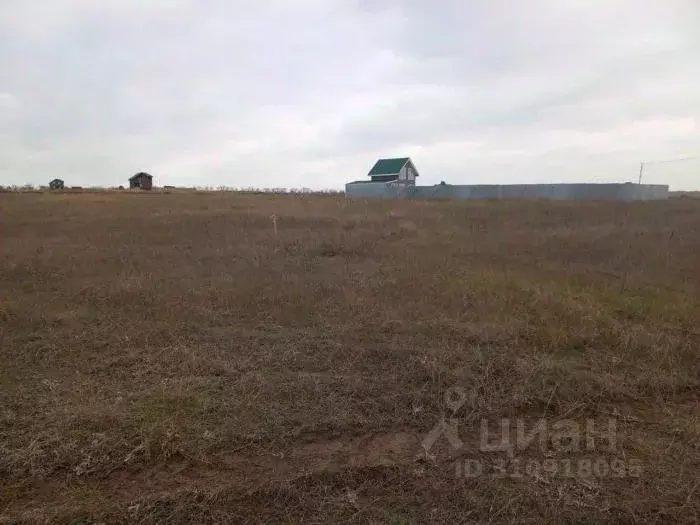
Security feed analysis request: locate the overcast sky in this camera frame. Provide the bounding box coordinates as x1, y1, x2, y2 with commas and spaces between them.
1, 0, 698, 189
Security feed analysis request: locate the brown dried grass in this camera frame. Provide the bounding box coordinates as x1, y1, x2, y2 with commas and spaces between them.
0, 192, 698, 523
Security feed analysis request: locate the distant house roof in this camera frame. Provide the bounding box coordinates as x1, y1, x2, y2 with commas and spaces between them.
129, 172, 153, 181
368, 157, 411, 176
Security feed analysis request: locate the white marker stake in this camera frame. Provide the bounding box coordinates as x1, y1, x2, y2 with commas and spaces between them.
270, 214, 278, 236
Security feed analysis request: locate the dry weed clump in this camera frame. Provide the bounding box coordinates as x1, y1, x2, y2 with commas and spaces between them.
0, 192, 699, 523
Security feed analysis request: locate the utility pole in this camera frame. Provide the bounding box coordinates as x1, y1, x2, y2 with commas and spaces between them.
637, 154, 698, 185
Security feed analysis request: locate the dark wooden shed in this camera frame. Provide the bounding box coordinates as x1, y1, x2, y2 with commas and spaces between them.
129, 172, 153, 190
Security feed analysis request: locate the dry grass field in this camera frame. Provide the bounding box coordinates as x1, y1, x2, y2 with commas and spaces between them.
1, 191, 699, 524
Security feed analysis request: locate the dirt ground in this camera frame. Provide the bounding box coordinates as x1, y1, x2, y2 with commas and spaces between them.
1, 191, 698, 524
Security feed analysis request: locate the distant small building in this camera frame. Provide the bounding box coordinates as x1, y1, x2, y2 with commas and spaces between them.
129, 172, 153, 190
49, 178, 64, 190
367, 157, 419, 184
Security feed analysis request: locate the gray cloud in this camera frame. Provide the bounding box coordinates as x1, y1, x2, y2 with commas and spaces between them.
1, 0, 698, 189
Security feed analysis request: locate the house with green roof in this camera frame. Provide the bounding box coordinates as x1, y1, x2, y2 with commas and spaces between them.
367, 157, 419, 184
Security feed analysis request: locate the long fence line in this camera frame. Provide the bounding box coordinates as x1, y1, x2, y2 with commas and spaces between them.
345, 182, 669, 201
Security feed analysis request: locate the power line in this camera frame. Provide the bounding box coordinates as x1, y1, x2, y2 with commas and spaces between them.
642, 155, 699, 165
638, 154, 699, 184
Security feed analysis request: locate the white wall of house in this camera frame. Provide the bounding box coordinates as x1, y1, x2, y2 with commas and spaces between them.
407, 164, 417, 182
398, 163, 417, 183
